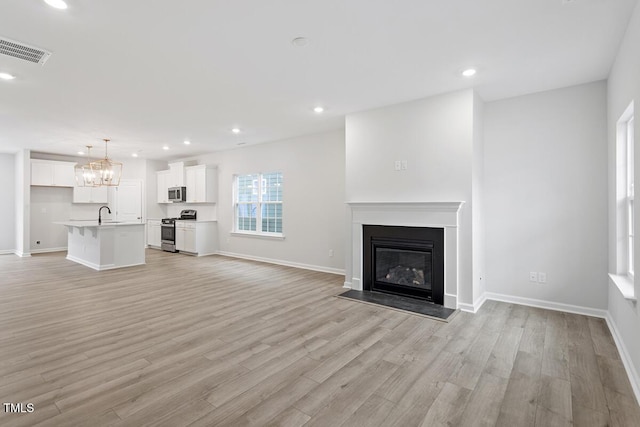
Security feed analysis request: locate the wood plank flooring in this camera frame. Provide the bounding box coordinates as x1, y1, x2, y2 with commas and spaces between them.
0, 250, 638, 426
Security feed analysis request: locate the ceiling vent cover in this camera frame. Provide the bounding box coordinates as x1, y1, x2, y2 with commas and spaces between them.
0, 37, 51, 65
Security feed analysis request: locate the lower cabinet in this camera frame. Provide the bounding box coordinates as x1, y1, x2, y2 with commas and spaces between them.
147, 220, 162, 247
175, 221, 217, 255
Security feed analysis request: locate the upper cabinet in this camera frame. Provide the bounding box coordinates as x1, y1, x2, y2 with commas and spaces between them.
185, 165, 217, 203
157, 162, 216, 204
167, 162, 187, 188
157, 170, 171, 203
31, 160, 76, 187
73, 186, 108, 204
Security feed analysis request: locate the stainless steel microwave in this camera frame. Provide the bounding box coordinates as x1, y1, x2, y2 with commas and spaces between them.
168, 186, 186, 202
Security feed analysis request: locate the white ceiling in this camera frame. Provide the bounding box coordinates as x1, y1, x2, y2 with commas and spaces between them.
0, 0, 636, 161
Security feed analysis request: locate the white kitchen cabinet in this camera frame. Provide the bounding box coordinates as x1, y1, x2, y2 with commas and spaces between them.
73, 186, 108, 203
31, 160, 76, 187
168, 162, 184, 187
157, 170, 170, 203
185, 165, 217, 203
175, 221, 217, 255
147, 220, 162, 248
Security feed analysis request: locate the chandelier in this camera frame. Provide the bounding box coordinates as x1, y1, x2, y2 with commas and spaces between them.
88, 138, 122, 187
75, 145, 96, 187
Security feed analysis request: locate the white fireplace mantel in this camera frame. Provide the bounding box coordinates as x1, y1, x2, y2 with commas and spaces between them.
346, 201, 465, 309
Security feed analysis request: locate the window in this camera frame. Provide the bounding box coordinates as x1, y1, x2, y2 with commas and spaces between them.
234, 172, 283, 236
627, 115, 634, 277
612, 101, 635, 300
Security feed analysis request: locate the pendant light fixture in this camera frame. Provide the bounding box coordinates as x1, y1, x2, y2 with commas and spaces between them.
89, 138, 122, 187
75, 145, 96, 187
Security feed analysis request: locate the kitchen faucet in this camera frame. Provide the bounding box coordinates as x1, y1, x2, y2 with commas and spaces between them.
98, 205, 111, 225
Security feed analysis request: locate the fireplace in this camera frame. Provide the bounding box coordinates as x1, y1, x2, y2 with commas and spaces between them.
363, 225, 444, 305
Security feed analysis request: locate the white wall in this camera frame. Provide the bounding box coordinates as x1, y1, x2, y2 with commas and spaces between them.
0, 154, 15, 253
607, 0, 640, 400
484, 81, 608, 309
345, 90, 478, 305
190, 129, 345, 273
472, 92, 486, 304
14, 150, 30, 257
30, 187, 74, 252
146, 159, 168, 220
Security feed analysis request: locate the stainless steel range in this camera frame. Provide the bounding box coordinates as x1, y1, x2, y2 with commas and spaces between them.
161, 210, 197, 252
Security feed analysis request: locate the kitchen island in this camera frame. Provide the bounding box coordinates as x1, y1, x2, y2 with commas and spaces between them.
56, 221, 145, 270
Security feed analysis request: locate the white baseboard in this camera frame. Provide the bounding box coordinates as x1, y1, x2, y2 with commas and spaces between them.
216, 251, 345, 276
30, 247, 67, 254
343, 281, 352, 289
457, 293, 488, 313
13, 251, 31, 257
484, 292, 608, 319
605, 312, 640, 405
0, 249, 15, 255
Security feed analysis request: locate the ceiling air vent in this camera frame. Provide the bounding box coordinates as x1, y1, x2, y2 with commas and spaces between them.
0, 37, 51, 65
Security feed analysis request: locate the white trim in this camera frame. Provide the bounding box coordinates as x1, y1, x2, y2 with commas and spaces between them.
445, 293, 459, 310
608, 273, 637, 301
484, 292, 608, 318
30, 247, 67, 254
66, 254, 145, 271
229, 231, 285, 240
605, 312, 640, 404
14, 251, 31, 257
346, 201, 465, 213
343, 281, 352, 289
457, 302, 476, 313
457, 292, 488, 313
216, 250, 345, 276
0, 249, 15, 255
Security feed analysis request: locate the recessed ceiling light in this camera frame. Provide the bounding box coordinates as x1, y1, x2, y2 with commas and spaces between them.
0, 72, 16, 80
462, 68, 477, 77
77, 151, 84, 155
232, 128, 240, 134
162, 146, 169, 150
132, 153, 139, 158
291, 37, 309, 47
314, 106, 324, 113
44, 0, 68, 9
183, 140, 191, 145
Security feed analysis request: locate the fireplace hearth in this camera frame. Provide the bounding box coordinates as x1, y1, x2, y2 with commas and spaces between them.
363, 225, 444, 305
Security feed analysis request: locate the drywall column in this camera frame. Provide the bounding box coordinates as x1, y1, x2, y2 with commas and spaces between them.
15, 149, 30, 257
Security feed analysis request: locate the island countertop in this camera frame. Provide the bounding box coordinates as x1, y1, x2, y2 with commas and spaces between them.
57, 221, 145, 270
55, 220, 145, 228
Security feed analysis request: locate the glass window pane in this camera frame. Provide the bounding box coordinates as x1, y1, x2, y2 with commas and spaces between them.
237, 174, 259, 202
236, 203, 257, 231
262, 172, 282, 202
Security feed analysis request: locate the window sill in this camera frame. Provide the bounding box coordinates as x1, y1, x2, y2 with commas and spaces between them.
230, 231, 285, 241
608, 273, 637, 302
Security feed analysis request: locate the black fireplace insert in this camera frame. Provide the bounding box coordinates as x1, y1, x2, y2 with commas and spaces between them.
363, 225, 444, 304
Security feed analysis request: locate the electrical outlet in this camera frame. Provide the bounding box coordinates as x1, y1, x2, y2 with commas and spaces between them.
529, 272, 538, 282
401, 160, 407, 170
394, 160, 401, 171
36, 241, 40, 245
329, 249, 334, 257
538, 272, 547, 283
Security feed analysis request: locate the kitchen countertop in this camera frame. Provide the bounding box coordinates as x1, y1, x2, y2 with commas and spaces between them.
55, 221, 145, 227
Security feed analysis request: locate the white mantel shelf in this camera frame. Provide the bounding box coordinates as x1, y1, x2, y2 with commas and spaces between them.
347, 201, 465, 211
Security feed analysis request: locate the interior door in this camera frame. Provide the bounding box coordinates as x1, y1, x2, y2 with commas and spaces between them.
113, 179, 143, 222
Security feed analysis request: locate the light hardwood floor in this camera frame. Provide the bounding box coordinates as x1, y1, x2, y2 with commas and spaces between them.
0, 250, 638, 426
